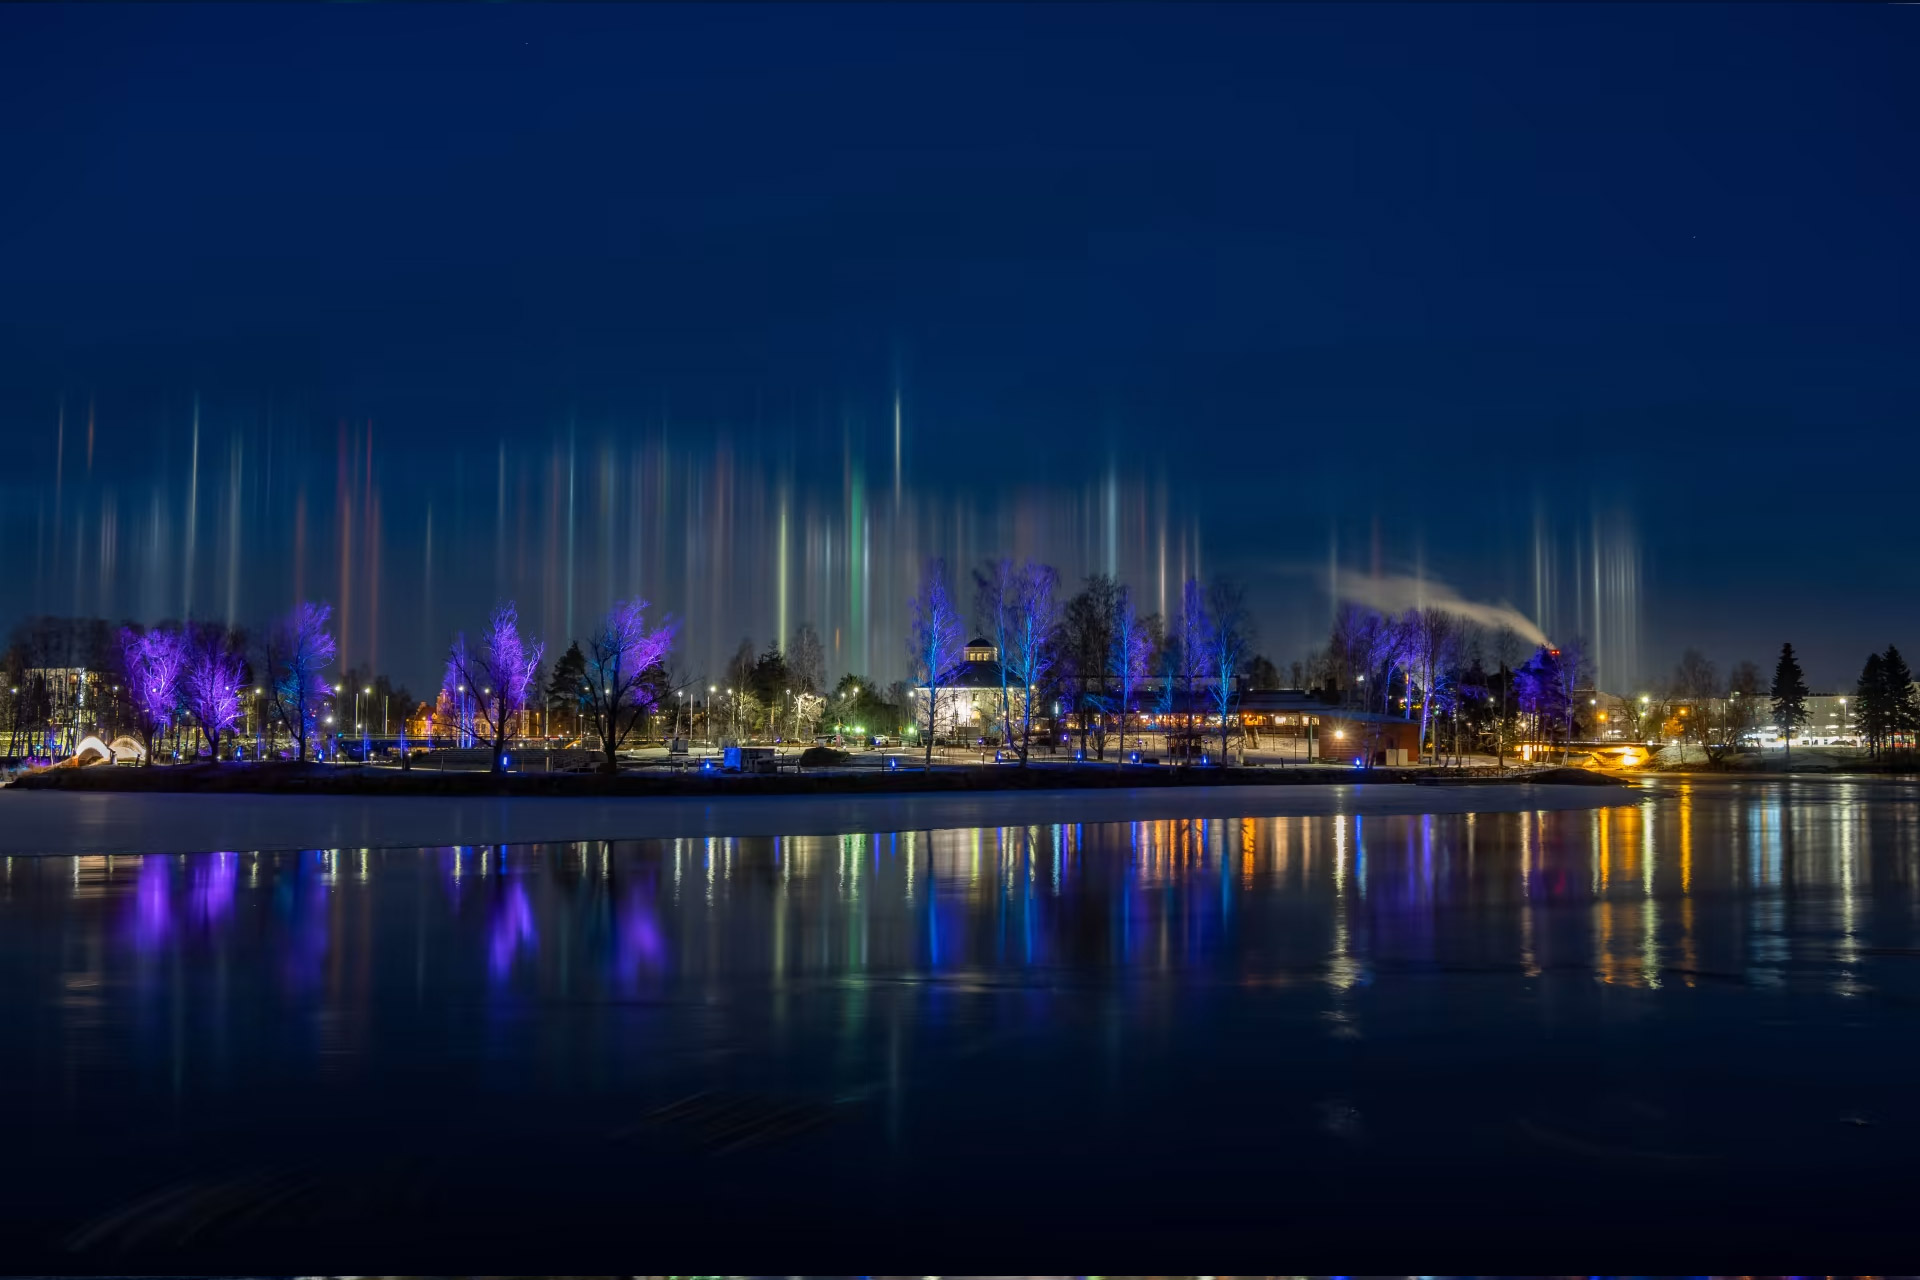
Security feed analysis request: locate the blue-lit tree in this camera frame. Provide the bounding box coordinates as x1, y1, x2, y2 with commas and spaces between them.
908, 558, 964, 767
974, 558, 1021, 750
1204, 578, 1252, 764
1400, 607, 1457, 762
1174, 578, 1211, 761
445, 601, 545, 774
1005, 560, 1060, 765
1109, 584, 1153, 764
264, 601, 336, 762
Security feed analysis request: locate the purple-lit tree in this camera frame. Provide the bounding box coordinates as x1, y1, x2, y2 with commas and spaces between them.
445, 601, 545, 774
183, 627, 245, 759
120, 626, 187, 766
1516, 642, 1587, 760
1109, 585, 1154, 765
264, 602, 336, 762
1005, 560, 1060, 765
583, 598, 677, 772
908, 558, 964, 767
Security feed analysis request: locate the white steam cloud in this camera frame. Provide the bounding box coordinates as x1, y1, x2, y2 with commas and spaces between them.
1331, 572, 1550, 648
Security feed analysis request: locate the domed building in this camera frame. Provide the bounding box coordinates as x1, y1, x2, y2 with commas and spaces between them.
910, 637, 1031, 742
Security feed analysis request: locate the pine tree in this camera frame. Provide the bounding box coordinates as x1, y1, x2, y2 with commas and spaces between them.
1882, 644, 1919, 756
1770, 642, 1810, 764
1855, 651, 1887, 757
545, 641, 589, 740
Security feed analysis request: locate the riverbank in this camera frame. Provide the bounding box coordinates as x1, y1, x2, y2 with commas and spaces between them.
7, 758, 1618, 797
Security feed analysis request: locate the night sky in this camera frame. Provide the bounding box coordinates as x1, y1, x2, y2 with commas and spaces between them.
3, 5, 1915, 692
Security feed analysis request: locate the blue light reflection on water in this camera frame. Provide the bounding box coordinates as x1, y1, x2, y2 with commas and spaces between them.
7, 778, 1920, 1259
42, 788, 1918, 1017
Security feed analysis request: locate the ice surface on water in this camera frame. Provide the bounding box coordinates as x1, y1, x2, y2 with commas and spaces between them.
0, 781, 1633, 855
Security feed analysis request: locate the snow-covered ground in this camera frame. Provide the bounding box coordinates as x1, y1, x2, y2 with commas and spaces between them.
0, 781, 1636, 856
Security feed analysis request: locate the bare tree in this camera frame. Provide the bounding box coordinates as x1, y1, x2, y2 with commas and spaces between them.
263, 602, 336, 763
1109, 584, 1154, 765
1328, 603, 1383, 709
1205, 578, 1253, 764
1490, 624, 1525, 769
1175, 578, 1211, 762
183, 624, 245, 759
908, 558, 964, 767
1004, 560, 1059, 765
975, 558, 1020, 750
1399, 607, 1457, 762
1553, 638, 1592, 762
445, 601, 545, 774
121, 625, 188, 766
1669, 647, 1718, 751
1727, 658, 1763, 741
1365, 612, 1402, 716
582, 598, 677, 772
787, 622, 826, 696
1061, 574, 1120, 758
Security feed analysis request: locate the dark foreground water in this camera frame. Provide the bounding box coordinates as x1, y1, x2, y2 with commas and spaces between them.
4, 777, 1918, 1268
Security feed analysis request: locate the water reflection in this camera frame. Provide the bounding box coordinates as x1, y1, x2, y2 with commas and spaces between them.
8, 778, 1920, 1261
6, 780, 1917, 1040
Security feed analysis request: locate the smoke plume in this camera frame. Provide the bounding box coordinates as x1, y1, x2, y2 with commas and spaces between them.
1330, 571, 1550, 648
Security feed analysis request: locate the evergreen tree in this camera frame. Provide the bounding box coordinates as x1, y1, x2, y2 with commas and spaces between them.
749, 645, 792, 711
1882, 644, 1919, 755
1769, 642, 1810, 764
1242, 654, 1282, 691
1855, 651, 1887, 757
545, 641, 589, 739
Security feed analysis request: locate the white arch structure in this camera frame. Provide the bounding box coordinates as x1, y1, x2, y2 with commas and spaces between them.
70, 735, 145, 766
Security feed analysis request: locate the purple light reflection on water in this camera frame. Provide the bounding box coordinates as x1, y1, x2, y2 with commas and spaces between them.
278, 851, 332, 992
127, 855, 174, 953
489, 881, 537, 979
188, 852, 237, 930
614, 883, 667, 990
122, 852, 240, 955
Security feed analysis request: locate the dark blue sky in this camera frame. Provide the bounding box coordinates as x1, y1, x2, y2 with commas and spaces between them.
3, 4, 1916, 689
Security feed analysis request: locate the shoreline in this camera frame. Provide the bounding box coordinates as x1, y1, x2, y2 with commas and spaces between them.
0, 777, 1637, 857
6, 758, 1617, 797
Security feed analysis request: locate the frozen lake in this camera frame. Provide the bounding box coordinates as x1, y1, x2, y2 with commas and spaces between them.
1, 774, 1915, 1267
0, 779, 1631, 855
